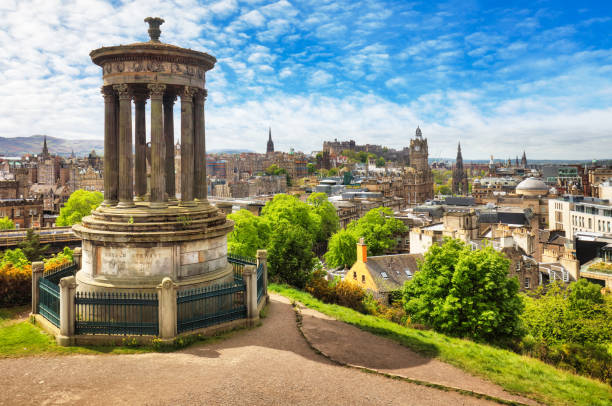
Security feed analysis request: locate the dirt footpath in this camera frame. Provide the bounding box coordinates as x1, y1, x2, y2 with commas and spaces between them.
1, 295, 502, 406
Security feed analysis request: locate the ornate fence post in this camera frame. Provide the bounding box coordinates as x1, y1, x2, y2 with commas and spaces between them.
57, 275, 77, 346
31, 262, 44, 315
243, 265, 258, 325
73, 247, 82, 269
157, 277, 177, 340
256, 249, 268, 302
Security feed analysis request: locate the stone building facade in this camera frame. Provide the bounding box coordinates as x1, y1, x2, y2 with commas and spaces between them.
405, 127, 434, 204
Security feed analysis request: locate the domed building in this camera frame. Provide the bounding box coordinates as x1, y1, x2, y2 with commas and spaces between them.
515, 177, 549, 196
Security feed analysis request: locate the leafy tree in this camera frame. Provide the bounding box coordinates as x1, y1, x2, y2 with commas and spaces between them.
0, 216, 15, 230
227, 209, 270, 258
435, 185, 451, 195
56, 189, 103, 226
0, 248, 29, 269
375, 156, 385, 167
267, 220, 315, 288
347, 207, 406, 256
307, 163, 316, 174
328, 167, 339, 176
357, 151, 369, 163
324, 229, 357, 268
569, 278, 604, 311
522, 281, 611, 346
307, 192, 339, 243
18, 229, 50, 262
261, 194, 319, 242
403, 239, 523, 342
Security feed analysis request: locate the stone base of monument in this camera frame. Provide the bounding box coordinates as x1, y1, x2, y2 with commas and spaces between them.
72, 201, 234, 294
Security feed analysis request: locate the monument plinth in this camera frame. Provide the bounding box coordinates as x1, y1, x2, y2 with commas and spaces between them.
73, 18, 233, 292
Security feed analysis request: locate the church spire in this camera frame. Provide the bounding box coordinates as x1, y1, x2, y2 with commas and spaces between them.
42, 135, 49, 159
266, 127, 274, 155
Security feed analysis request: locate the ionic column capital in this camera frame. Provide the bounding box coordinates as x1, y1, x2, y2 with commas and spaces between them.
180, 86, 197, 101
148, 83, 167, 99
113, 84, 132, 100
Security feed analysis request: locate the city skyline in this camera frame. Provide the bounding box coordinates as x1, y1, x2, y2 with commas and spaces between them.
0, 0, 611, 159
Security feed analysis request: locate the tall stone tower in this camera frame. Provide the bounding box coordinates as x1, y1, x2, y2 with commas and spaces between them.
266, 127, 274, 155
409, 126, 428, 172
452, 142, 468, 195
406, 126, 434, 204
521, 151, 527, 168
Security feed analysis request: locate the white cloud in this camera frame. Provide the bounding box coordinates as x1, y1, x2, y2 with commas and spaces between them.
308, 70, 333, 86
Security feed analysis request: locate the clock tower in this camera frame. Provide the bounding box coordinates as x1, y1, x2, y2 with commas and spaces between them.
409, 126, 429, 172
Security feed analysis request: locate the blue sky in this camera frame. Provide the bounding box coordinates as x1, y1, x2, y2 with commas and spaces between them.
0, 0, 611, 159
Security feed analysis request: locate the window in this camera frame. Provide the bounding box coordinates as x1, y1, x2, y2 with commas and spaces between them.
381, 272, 388, 279
353, 271, 357, 280
404, 270, 412, 279
588, 218, 592, 229
524, 278, 530, 289
361, 275, 366, 283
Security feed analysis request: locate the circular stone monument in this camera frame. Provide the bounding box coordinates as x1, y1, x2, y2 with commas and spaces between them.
73, 18, 234, 293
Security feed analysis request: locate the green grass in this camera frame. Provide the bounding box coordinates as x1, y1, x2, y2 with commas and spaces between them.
0, 305, 245, 357
270, 283, 612, 406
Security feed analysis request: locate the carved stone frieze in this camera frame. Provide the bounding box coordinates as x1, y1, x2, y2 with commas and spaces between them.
102, 59, 205, 79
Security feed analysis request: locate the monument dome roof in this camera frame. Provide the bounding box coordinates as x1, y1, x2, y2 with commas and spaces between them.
516, 177, 548, 191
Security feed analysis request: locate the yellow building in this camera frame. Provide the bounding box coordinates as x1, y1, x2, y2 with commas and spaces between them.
346, 238, 422, 301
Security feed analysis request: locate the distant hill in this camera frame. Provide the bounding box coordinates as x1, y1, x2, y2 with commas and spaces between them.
0, 135, 103, 157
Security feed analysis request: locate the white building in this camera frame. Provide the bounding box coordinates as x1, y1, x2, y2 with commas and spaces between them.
549, 195, 612, 240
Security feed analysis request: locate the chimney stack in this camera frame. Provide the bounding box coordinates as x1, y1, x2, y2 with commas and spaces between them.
357, 237, 367, 263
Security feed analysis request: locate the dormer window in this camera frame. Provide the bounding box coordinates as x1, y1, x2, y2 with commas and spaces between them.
381, 272, 388, 279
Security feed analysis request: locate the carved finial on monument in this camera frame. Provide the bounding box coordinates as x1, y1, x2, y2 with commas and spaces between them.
144, 17, 165, 43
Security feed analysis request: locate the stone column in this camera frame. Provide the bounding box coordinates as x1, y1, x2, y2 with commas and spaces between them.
31, 262, 44, 314
243, 265, 258, 325
193, 89, 208, 203
157, 277, 177, 339
57, 275, 77, 346
148, 83, 167, 208
101, 86, 118, 206
180, 86, 196, 206
114, 84, 135, 208
163, 93, 177, 202
133, 91, 148, 201
257, 249, 268, 301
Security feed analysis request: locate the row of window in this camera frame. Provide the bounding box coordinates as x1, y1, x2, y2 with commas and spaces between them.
572, 215, 612, 233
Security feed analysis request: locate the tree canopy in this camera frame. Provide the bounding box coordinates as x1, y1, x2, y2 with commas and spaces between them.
227, 209, 269, 258
324, 229, 357, 268
307, 192, 339, 243
227, 193, 339, 287
403, 239, 523, 342
0, 216, 15, 230
323, 206, 406, 268
347, 207, 406, 256
56, 189, 103, 226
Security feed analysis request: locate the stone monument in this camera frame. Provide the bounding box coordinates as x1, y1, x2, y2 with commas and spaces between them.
73, 18, 233, 293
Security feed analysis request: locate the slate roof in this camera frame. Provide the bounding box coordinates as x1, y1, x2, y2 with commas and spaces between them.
365, 253, 423, 292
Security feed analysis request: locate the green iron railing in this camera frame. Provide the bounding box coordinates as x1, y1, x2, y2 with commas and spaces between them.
43, 262, 78, 285
227, 253, 256, 265
256, 262, 265, 304
74, 291, 159, 336
38, 277, 60, 327
176, 281, 247, 333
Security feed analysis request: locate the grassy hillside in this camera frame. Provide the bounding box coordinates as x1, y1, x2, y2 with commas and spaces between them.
269, 283, 612, 406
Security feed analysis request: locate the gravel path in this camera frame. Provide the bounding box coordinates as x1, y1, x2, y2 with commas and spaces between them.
299, 304, 537, 405
1, 294, 503, 406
